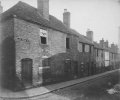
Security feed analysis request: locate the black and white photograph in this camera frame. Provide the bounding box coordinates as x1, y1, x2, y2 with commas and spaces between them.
0, 0, 120, 100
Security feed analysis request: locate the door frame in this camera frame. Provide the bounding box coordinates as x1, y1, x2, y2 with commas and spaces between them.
21, 58, 33, 84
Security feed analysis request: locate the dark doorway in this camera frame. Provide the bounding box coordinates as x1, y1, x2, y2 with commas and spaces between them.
64, 59, 71, 78
73, 61, 78, 77
21, 58, 32, 85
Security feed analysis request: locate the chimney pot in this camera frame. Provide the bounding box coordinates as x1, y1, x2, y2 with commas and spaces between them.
100, 38, 104, 48
64, 9, 67, 12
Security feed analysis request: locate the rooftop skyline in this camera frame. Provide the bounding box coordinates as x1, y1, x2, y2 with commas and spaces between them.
1, 0, 120, 45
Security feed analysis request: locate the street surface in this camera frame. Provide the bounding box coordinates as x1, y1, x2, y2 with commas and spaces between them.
29, 71, 120, 100
0, 70, 120, 100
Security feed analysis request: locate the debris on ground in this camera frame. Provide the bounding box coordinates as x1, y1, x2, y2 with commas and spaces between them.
107, 89, 117, 94
107, 83, 120, 94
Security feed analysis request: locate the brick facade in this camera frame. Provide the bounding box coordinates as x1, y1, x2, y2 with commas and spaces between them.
1, 1, 119, 90
1, 18, 15, 88
14, 18, 67, 86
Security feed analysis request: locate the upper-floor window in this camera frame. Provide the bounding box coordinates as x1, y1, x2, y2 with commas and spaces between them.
105, 51, 109, 60
96, 49, 99, 57
85, 44, 90, 52
41, 36, 47, 44
78, 42, 83, 52
82, 44, 85, 52
39, 29, 48, 44
101, 50, 103, 58
90, 46, 93, 53
66, 37, 70, 49
112, 53, 114, 59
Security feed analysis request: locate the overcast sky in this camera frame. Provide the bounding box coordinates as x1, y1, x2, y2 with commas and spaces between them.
1, 0, 120, 45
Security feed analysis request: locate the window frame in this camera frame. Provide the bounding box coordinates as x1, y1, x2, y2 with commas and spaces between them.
85, 44, 90, 53
96, 49, 99, 57
66, 37, 70, 49
40, 36, 47, 44
78, 42, 83, 52
82, 43, 85, 52
39, 28, 48, 45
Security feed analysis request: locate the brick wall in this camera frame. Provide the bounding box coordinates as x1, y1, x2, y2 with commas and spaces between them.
14, 18, 67, 86
11, 18, 95, 87
1, 18, 15, 89
48, 28, 66, 55
14, 18, 41, 85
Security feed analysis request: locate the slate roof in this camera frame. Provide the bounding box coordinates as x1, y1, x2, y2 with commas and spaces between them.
70, 29, 93, 44
93, 42, 116, 53
1, 1, 93, 45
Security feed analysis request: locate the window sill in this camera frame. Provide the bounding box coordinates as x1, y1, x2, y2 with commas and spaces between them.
39, 44, 49, 48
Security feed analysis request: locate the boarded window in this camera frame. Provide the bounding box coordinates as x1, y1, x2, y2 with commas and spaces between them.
39, 29, 48, 37
66, 38, 70, 49
105, 51, 109, 60
78, 42, 83, 52
85, 44, 90, 52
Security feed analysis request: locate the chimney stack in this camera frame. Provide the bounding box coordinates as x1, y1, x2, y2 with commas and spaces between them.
105, 40, 108, 48
86, 29, 93, 42
63, 9, 70, 28
111, 43, 114, 48
100, 38, 104, 48
37, 0, 49, 20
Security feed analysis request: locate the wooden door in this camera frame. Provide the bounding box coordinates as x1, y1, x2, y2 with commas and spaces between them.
64, 59, 71, 77
21, 58, 32, 85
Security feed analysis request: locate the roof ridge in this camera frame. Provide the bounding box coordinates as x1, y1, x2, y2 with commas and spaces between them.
1, 1, 93, 45
17, 1, 37, 10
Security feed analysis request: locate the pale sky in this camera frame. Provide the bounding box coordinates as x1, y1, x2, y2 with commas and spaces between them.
1, 0, 120, 45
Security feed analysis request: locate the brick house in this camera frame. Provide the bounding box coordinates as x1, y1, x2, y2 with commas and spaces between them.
0, 0, 92, 89
0, 0, 102, 90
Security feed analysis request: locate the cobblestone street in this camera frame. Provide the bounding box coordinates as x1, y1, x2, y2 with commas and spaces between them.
23, 70, 120, 100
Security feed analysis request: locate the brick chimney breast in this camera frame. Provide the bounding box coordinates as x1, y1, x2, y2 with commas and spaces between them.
63, 9, 70, 28
105, 40, 108, 48
37, 0, 49, 20
86, 29, 93, 42
100, 38, 104, 48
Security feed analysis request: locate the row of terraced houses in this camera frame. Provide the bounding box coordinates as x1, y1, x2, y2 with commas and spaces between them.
0, 0, 120, 90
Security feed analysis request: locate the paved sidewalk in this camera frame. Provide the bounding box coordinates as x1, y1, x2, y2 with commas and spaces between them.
0, 69, 119, 99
